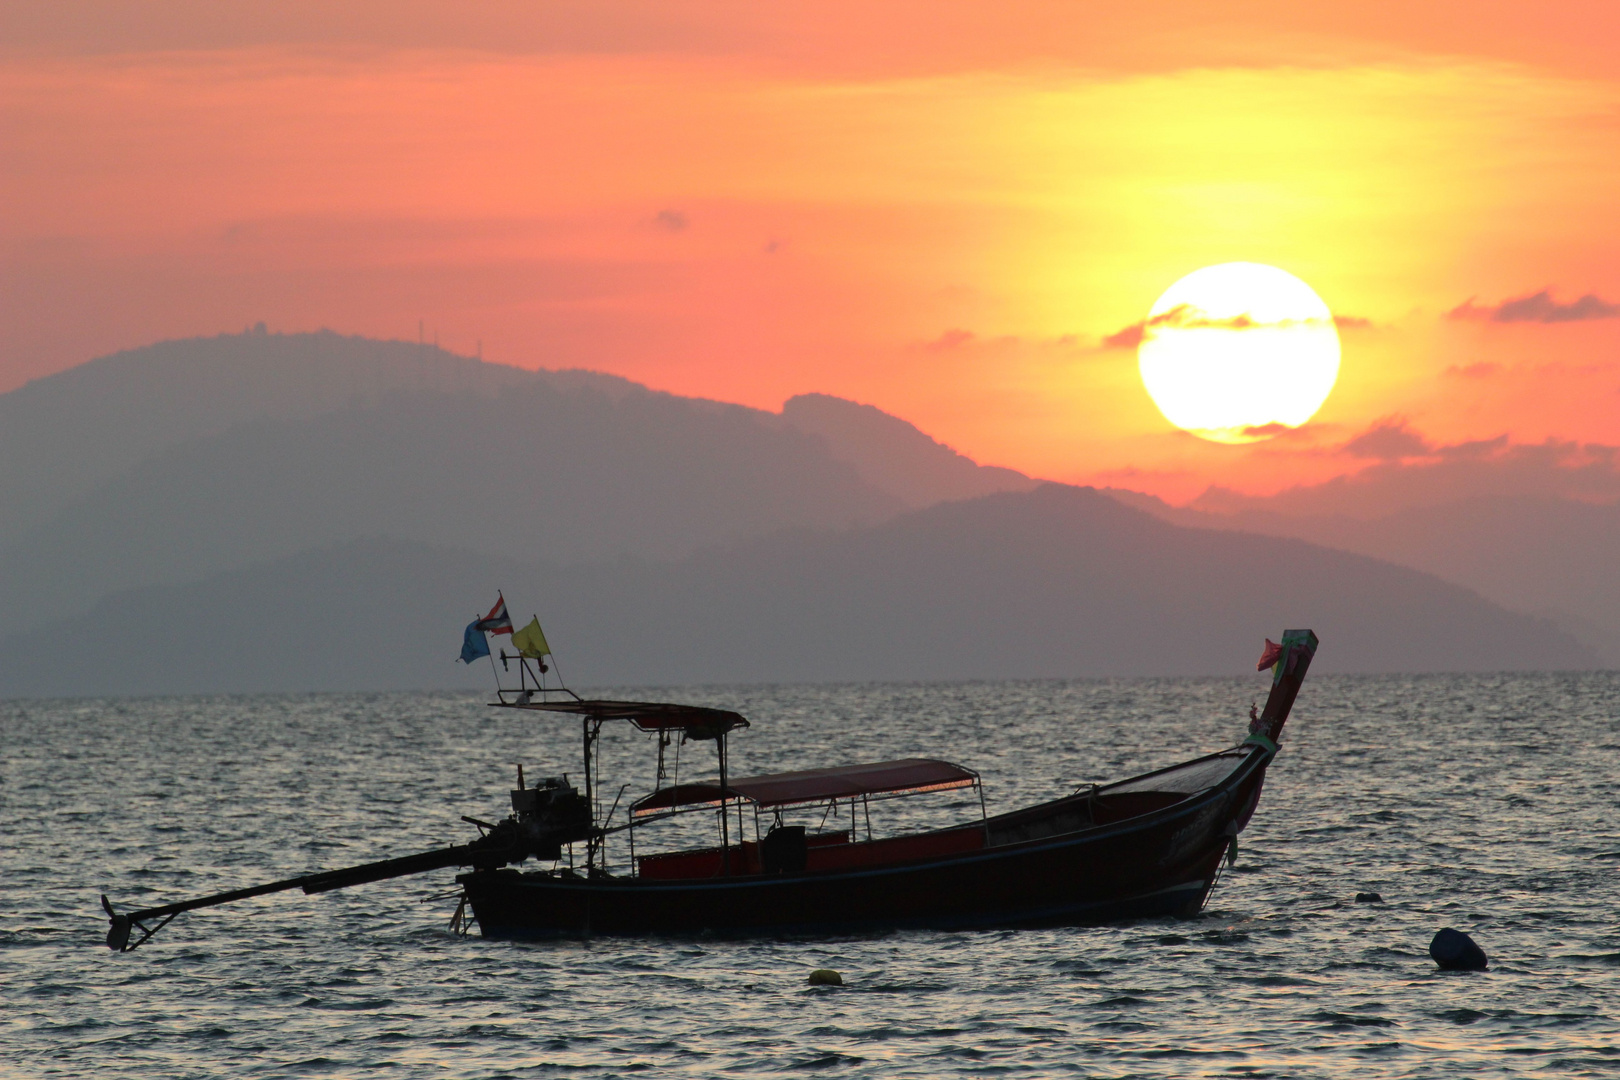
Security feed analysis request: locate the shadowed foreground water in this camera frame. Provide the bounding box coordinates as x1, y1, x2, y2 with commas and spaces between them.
2, 673, 1618, 1078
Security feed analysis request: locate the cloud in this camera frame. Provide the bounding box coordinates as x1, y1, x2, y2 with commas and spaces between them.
1239, 422, 1330, 443
1103, 304, 1352, 349
1444, 362, 1501, 379
652, 209, 690, 232
1150, 304, 1257, 332
1101, 322, 1143, 349
1342, 418, 1433, 460
922, 328, 976, 351
1435, 435, 1510, 461
1102, 306, 1247, 349
1240, 422, 1291, 439
1448, 289, 1620, 324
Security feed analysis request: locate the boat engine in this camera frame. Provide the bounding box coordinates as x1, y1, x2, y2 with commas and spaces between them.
510, 775, 594, 861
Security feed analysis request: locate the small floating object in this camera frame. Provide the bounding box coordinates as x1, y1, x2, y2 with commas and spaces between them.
1429, 927, 1488, 971
807, 968, 843, 986
1355, 892, 1382, 903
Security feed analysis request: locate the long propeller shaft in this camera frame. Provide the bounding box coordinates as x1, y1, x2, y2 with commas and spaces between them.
103, 834, 519, 951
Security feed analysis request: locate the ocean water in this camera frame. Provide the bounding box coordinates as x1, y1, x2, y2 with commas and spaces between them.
2, 673, 1618, 1078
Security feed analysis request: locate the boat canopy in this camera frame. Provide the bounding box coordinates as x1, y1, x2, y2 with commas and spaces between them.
493, 698, 749, 738
631, 758, 978, 816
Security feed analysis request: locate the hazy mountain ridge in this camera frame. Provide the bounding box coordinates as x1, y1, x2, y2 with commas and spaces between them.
0, 330, 1603, 694
0, 332, 1034, 636
0, 329, 581, 543
0, 384, 900, 629
1103, 488, 1620, 665
779, 393, 1036, 508
0, 485, 1589, 697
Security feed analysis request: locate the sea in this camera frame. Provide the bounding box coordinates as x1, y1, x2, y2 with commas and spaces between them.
2, 673, 1618, 1079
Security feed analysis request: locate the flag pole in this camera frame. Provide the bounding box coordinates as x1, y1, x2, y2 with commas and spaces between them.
487, 589, 511, 692
525, 614, 564, 693
477, 613, 502, 691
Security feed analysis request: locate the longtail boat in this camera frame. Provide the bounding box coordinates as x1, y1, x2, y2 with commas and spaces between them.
101, 629, 1318, 950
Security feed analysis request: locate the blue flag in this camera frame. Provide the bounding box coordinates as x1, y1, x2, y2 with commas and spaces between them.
459, 620, 490, 664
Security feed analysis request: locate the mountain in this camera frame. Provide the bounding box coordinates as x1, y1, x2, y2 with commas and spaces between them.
0, 485, 1590, 698
779, 393, 1036, 508
0, 328, 557, 545
2, 330, 1604, 692
0, 379, 898, 630
0, 331, 1027, 636
1104, 489, 1620, 665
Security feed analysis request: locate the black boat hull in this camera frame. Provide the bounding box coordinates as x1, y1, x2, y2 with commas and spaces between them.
460, 746, 1269, 937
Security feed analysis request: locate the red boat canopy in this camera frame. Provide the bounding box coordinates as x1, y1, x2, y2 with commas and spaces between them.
631, 758, 978, 816
492, 698, 748, 739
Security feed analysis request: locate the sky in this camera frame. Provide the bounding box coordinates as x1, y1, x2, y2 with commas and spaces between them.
2, 1, 1618, 502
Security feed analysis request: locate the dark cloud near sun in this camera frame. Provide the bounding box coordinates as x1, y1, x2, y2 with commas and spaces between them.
652, 209, 690, 232
1448, 289, 1620, 324
1103, 307, 1370, 349
1102, 322, 1144, 349
1343, 418, 1433, 460
923, 328, 976, 351
1240, 422, 1291, 440
1148, 304, 1261, 332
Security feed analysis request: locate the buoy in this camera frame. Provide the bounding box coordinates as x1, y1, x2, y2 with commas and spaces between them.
1355, 892, 1382, 903
1429, 927, 1488, 971
807, 968, 843, 986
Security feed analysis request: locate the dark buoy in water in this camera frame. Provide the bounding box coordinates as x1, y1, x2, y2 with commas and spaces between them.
1429, 927, 1488, 971
807, 968, 843, 986
1355, 892, 1382, 903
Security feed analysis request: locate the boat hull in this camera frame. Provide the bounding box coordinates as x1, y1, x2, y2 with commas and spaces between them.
460, 747, 1268, 937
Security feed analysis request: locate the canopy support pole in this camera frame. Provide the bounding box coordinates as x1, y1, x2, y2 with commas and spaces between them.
978, 780, 991, 845
582, 718, 597, 871
717, 732, 731, 875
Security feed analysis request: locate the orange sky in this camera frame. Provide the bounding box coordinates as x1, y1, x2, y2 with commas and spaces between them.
3, 1, 1618, 501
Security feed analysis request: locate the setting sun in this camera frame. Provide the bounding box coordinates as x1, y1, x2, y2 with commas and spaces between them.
1137, 263, 1341, 444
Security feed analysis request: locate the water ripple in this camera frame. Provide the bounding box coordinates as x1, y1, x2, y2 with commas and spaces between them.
2, 674, 1618, 1077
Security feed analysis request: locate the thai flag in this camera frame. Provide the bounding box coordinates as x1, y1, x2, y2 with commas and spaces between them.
475, 593, 515, 636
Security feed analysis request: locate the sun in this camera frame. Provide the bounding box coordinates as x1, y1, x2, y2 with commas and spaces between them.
1137, 263, 1340, 444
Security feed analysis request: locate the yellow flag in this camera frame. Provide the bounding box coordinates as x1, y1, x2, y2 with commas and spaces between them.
512, 617, 550, 659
